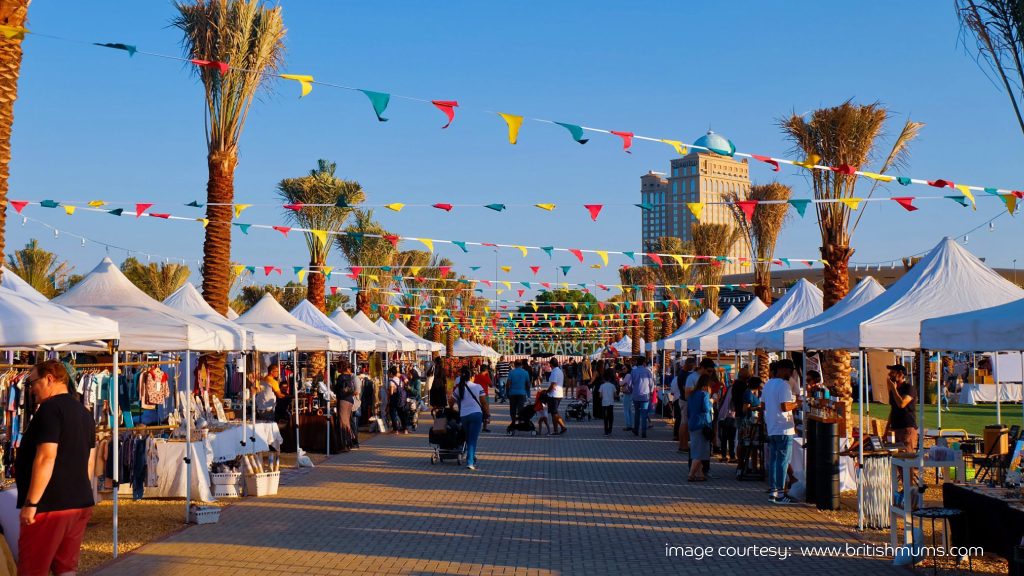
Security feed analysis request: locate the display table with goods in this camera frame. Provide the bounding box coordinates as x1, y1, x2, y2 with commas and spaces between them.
958, 383, 1023, 404
942, 483, 1024, 564
204, 421, 283, 462
146, 439, 215, 502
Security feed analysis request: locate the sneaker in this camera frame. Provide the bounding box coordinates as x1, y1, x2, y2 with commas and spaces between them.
705, 471, 716, 479
773, 495, 796, 504
768, 493, 778, 502
403, 430, 410, 435
467, 464, 476, 470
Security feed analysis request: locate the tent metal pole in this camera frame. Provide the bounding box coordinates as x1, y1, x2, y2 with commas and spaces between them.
858, 350, 865, 531
293, 350, 300, 461
251, 353, 258, 455
996, 354, 1002, 425
112, 345, 119, 558
240, 353, 247, 453
937, 351, 942, 430
326, 351, 332, 456
917, 349, 924, 487
185, 349, 192, 522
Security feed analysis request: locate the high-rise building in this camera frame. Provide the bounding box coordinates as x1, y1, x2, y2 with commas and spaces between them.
640, 131, 750, 275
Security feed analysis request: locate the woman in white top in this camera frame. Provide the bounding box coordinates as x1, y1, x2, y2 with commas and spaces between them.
450, 366, 489, 470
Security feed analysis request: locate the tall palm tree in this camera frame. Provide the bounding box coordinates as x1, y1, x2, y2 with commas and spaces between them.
649, 236, 698, 332
957, 0, 1024, 141
121, 257, 192, 301
0, 0, 29, 287
277, 160, 363, 312
781, 101, 921, 402
172, 0, 286, 316
618, 265, 656, 355
5, 238, 72, 298
395, 251, 439, 332
691, 223, 742, 315
336, 209, 399, 315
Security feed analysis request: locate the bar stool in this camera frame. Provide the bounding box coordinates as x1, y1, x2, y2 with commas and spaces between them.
912, 507, 971, 575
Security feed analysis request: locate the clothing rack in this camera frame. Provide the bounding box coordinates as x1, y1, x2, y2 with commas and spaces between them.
71, 360, 179, 369
0, 364, 33, 370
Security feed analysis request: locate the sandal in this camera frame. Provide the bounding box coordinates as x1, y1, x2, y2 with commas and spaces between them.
687, 477, 697, 482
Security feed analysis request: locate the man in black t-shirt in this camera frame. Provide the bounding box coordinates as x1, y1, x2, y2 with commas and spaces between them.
16, 360, 96, 576
886, 364, 918, 486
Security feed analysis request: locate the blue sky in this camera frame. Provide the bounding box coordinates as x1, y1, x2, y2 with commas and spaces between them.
6, 0, 1023, 300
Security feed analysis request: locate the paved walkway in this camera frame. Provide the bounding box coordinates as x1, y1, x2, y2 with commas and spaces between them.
92, 402, 904, 576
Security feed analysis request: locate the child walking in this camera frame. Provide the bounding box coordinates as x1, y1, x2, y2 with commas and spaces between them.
597, 369, 618, 436
534, 389, 552, 435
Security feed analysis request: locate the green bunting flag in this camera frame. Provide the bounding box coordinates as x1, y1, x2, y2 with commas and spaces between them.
186, 200, 203, 207
553, 122, 589, 144
788, 199, 811, 217
40, 200, 59, 208
485, 204, 506, 212
897, 177, 911, 186
541, 247, 554, 258
453, 241, 468, 252
234, 223, 251, 234
521, 282, 531, 289
245, 266, 256, 274
359, 90, 390, 122
107, 208, 123, 216
347, 232, 364, 245
780, 258, 790, 267
623, 251, 635, 261
293, 267, 304, 275
559, 266, 571, 275
945, 195, 969, 207
635, 203, 654, 211
470, 266, 480, 271
95, 42, 137, 57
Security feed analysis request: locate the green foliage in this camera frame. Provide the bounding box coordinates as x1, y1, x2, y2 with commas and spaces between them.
120, 257, 192, 301
277, 159, 365, 265
325, 292, 350, 316
4, 239, 75, 298
234, 281, 307, 314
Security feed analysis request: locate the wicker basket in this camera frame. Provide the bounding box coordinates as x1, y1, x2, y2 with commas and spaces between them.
211, 471, 243, 498
188, 505, 220, 524
244, 471, 280, 497
210, 471, 243, 486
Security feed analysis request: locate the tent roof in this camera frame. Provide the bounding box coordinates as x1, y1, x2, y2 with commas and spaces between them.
646, 317, 697, 351
682, 299, 768, 353
718, 279, 824, 351
390, 319, 445, 352
656, 310, 722, 353
804, 238, 1024, 350
350, 312, 414, 351
0, 266, 47, 301
52, 258, 241, 351
328, 310, 397, 352
235, 294, 347, 352
374, 318, 422, 352
452, 338, 488, 357
0, 285, 120, 350
922, 297, 1024, 352
163, 283, 296, 352
757, 277, 886, 351
226, 307, 239, 320
289, 300, 375, 352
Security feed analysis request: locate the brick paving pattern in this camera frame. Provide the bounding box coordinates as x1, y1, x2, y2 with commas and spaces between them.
91, 402, 905, 575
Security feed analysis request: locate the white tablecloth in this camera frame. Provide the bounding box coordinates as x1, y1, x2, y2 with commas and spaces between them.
204, 422, 283, 462
789, 436, 858, 491
959, 383, 1023, 404
145, 440, 215, 502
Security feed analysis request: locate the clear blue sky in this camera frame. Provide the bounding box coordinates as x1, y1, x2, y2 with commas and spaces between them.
7, 0, 1024, 300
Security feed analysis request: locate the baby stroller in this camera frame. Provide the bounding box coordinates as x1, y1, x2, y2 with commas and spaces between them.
506, 404, 538, 436
566, 398, 591, 422
429, 408, 466, 465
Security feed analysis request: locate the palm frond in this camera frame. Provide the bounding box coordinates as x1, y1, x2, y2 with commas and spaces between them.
277, 159, 365, 266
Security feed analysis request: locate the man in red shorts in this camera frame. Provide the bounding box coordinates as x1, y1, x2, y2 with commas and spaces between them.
17, 360, 96, 576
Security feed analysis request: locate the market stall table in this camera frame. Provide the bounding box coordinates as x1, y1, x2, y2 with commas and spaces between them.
959, 383, 1023, 404
146, 439, 215, 502
942, 483, 1024, 564
205, 422, 283, 462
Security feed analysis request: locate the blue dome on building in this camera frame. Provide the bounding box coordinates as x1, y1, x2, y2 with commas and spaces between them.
693, 130, 735, 157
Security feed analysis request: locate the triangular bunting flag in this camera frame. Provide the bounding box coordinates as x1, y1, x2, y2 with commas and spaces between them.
954, 184, 977, 210
419, 238, 434, 252
88, 200, 107, 208
830, 164, 857, 175
559, 266, 571, 275
497, 113, 524, 144
273, 226, 291, 236
945, 195, 969, 207
635, 203, 654, 211
892, 197, 917, 212
735, 200, 757, 221
311, 230, 328, 246
453, 241, 468, 253
596, 251, 608, 266
793, 154, 820, 170
63, 205, 76, 215
40, 200, 59, 208
751, 155, 780, 171
359, 90, 390, 122
553, 122, 589, 144
838, 198, 861, 210
535, 204, 556, 211
530, 266, 540, 275
788, 199, 811, 217
383, 203, 404, 212
187, 200, 203, 208
10, 200, 27, 213
609, 130, 634, 152
279, 74, 314, 97
500, 266, 511, 273
648, 253, 663, 266
431, 100, 458, 128
234, 223, 251, 234
383, 235, 400, 246
686, 202, 705, 219
191, 59, 230, 74
584, 204, 603, 221
568, 249, 583, 262
660, 139, 686, 155
623, 251, 635, 261
484, 203, 505, 212
283, 203, 303, 211
233, 204, 251, 218
432, 203, 453, 212
135, 203, 152, 218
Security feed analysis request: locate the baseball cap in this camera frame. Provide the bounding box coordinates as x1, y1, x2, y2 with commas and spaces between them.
699, 358, 716, 370
886, 364, 907, 375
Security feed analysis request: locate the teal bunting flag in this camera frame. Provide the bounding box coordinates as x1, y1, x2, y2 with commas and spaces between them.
245, 266, 256, 274
453, 241, 469, 252
371, 303, 379, 311
40, 200, 59, 208
485, 204, 506, 212
107, 208, 123, 216
788, 199, 811, 217
359, 90, 390, 122
521, 282, 531, 289
577, 283, 586, 288
348, 232, 364, 245
293, 267, 304, 275
186, 200, 203, 208
945, 195, 969, 207
95, 42, 137, 57
780, 258, 790, 267
470, 266, 480, 271
335, 196, 351, 208
623, 251, 635, 261
897, 177, 911, 186
381, 266, 392, 272
458, 278, 470, 284
553, 122, 589, 144
635, 203, 654, 211
475, 288, 483, 293
234, 223, 251, 234
559, 266, 571, 275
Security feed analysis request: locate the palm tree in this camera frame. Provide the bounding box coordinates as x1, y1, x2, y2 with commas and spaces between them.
392, 250, 434, 332
325, 292, 349, 316
618, 265, 656, 355
691, 223, 742, 315
957, 0, 1024, 141
121, 257, 192, 301
5, 238, 73, 298
0, 0, 29, 287
233, 281, 306, 314
649, 236, 698, 333
277, 160, 363, 312
336, 209, 399, 315
172, 0, 286, 317
781, 101, 921, 404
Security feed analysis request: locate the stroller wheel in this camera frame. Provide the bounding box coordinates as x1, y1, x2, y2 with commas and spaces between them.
531, 430, 537, 436
507, 428, 515, 436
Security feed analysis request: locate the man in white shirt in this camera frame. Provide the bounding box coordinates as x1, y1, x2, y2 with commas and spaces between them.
762, 359, 799, 504
547, 358, 567, 435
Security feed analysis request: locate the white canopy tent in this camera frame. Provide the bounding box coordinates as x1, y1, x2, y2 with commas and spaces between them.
658, 310, 725, 354
591, 334, 646, 359
756, 277, 886, 352
226, 307, 240, 320
374, 318, 423, 351
0, 286, 120, 350
329, 310, 397, 352
921, 297, 1024, 352
290, 300, 375, 352
235, 294, 348, 352
163, 283, 295, 352
352, 311, 414, 351
452, 338, 491, 357
719, 279, 823, 352
803, 238, 1024, 351
390, 319, 445, 353
646, 317, 696, 352
0, 265, 47, 301
682, 300, 767, 353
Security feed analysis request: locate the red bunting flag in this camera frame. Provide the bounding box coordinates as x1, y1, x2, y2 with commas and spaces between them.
568, 249, 584, 262
648, 253, 663, 266
735, 200, 758, 222
482, 243, 497, 247
135, 203, 152, 218
530, 266, 540, 275
149, 213, 171, 219
830, 164, 857, 175
928, 179, 955, 189
10, 200, 28, 213
432, 203, 453, 212
518, 290, 525, 297
190, 59, 230, 75
598, 284, 608, 290
609, 131, 634, 153
350, 266, 362, 276
1013, 191, 1024, 198
598, 302, 605, 311
283, 203, 303, 211
481, 280, 491, 287
892, 197, 918, 212
439, 266, 451, 277
431, 100, 459, 129
383, 235, 400, 246
751, 155, 780, 171
264, 266, 275, 276
583, 204, 603, 221
273, 226, 291, 236
330, 287, 338, 295
541, 282, 550, 289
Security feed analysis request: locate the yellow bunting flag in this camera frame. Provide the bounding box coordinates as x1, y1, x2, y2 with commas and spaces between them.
383, 203, 405, 212
233, 265, 246, 276
88, 200, 107, 208
822, 259, 830, 267
322, 266, 334, 278
535, 204, 556, 211
410, 266, 421, 277
1004, 194, 1017, 216
686, 202, 705, 219
955, 184, 977, 210
279, 74, 314, 97
530, 302, 538, 311
838, 198, 861, 210
233, 204, 251, 218
596, 251, 609, 266
670, 255, 683, 267
659, 139, 687, 155
793, 154, 821, 170
496, 290, 504, 295
500, 266, 511, 273
369, 274, 379, 282
501, 281, 511, 290
513, 245, 528, 257
197, 218, 209, 227
0, 25, 28, 40
310, 229, 328, 247
419, 238, 434, 252
296, 269, 307, 282
63, 205, 76, 215
590, 264, 601, 269
861, 172, 892, 183
497, 113, 524, 145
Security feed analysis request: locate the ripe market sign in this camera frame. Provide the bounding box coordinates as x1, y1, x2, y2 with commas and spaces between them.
499, 340, 599, 356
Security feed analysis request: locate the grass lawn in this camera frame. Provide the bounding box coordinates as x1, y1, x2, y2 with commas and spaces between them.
864, 402, 1023, 437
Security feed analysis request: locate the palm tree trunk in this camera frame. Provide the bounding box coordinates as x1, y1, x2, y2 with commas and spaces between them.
632, 324, 641, 356
430, 323, 442, 344
356, 291, 371, 316
662, 312, 674, 340
446, 327, 457, 357
754, 279, 772, 380
307, 258, 326, 312
821, 242, 855, 423
201, 150, 237, 400
407, 313, 420, 335
0, 0, 29, 287
644, 318, 654, 359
